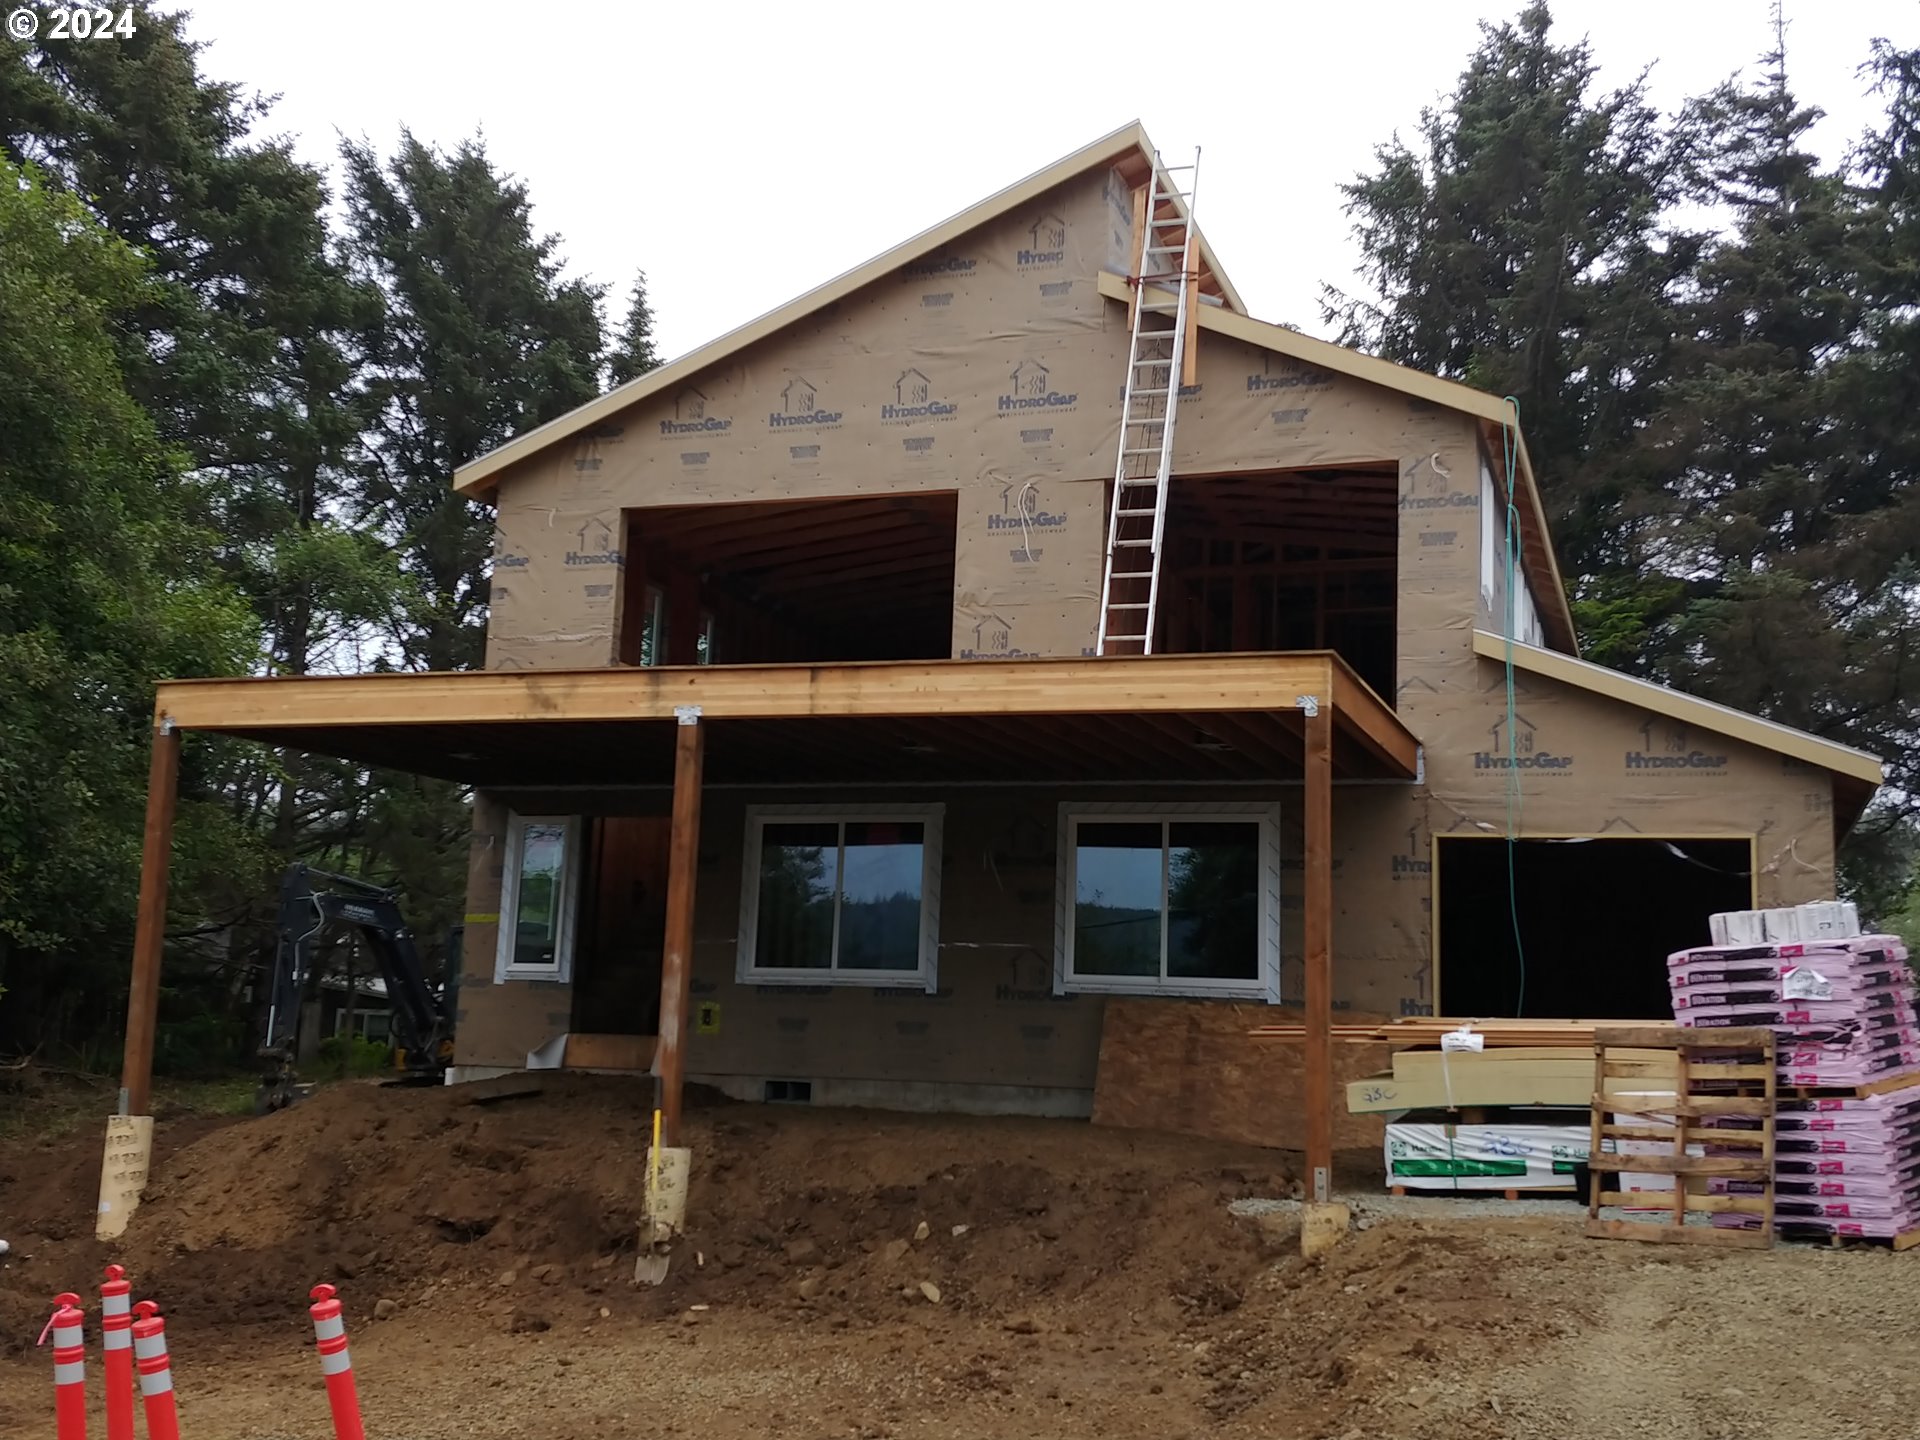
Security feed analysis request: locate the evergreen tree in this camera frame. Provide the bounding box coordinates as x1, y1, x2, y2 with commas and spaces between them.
0, 159, 257, 1055
341, 132, 607, 672
608, 272, 663, 386
1638, 37, 1914, 786
1326, 1, 1695, 608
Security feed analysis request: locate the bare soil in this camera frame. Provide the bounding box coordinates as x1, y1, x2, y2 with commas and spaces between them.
3, 1075, 1919, 1439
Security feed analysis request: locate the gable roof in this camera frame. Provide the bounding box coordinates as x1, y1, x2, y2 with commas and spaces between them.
449, 123, 1578, 655
453, 121, 1238, 498
1470, 630, 1883, 832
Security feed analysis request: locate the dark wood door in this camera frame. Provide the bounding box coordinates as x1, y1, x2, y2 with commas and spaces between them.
571, 816, 671, 1035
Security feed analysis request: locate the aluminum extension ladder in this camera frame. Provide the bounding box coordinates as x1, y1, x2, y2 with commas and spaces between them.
1096, 148, 1200, 656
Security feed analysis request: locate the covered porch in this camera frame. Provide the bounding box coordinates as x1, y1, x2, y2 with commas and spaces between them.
122, 651, 1420, 1201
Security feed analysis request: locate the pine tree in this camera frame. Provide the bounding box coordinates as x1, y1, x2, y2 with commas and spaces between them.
1639, 38, 1898, 745
0, 159, 257, 1055
608, 272, 663, 387
341, 132, 607, 673
1326, 1, 1694, 608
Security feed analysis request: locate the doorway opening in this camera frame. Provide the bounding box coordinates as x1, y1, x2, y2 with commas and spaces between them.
571, 816, 672, 1037
1437, 836, 1754, 1019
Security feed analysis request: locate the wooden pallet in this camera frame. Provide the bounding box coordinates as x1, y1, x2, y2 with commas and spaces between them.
1586, 1024, 1777, 1250
1390, 1185, 1579, 1201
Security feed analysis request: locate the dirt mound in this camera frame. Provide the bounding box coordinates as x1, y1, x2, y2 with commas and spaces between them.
5, 1075, 1305, 1349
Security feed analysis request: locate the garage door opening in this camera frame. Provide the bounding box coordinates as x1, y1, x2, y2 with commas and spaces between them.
1437, 837, 1754, 1019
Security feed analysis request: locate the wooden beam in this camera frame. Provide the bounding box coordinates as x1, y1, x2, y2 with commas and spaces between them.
1128, 184, 1147, 326
1182, 266, 1200, 388
120, 724, 182, 1116
656, 713, 705, 1146
1303, 705, 1333, 1202
155, 653, 1355, 730
1329, 661, 1420, 778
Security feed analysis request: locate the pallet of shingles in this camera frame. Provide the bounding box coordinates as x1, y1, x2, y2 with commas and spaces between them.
1666, 930, 1920, 1245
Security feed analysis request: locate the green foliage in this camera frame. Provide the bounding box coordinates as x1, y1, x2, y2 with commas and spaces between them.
1326, 1, 1693, 582
342, 132, 608, 672
316, 1033, 394, 1079
0, 21, 646, 1066
0, 158, 257, 1052
608, 272, 662, 386
1336, 4, 1920, 906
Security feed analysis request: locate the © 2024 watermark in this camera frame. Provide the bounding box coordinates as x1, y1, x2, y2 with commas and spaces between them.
9, 5, 139, 42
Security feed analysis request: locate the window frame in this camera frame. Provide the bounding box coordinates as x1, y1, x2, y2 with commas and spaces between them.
493, 813, 584, 983
1053, 801, 1281, 1002
736, 803, 944, 992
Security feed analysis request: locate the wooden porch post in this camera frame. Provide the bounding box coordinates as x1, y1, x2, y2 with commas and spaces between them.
120, 721, 182, 1117
655, 707, 706, 1146
1303, 703, 1334, 1201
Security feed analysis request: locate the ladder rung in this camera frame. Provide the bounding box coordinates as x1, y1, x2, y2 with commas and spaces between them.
1113, 539, 1155, 548
1132, 357, 1172, 367
1132, 387, 1169, 397
1115, 507, 1157, 518
1121, 447, 1163, 455
1108, 603, 1151, 610
1144, 245, 1184, 254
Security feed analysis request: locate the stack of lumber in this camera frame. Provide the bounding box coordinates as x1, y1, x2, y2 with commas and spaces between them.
1668, 917, 1920, 1243
1256, 1018, 1631, 1047
1350, 1032, 1681, 1196
1346, 1043, 1678, 1114
1385, 1115, 1591, 1191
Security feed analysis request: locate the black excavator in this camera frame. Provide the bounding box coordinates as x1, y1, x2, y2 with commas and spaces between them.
256, 863, 458, 1112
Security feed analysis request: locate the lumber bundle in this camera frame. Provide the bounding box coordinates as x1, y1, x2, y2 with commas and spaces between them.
1254, 1018, 1636, 1047
1347, 1044, 1678, 1114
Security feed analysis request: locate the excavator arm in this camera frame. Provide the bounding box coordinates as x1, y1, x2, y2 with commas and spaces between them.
258, 863, 457, 1111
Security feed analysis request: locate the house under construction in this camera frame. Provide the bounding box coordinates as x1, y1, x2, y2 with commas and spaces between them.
117, 123, 1883, 1199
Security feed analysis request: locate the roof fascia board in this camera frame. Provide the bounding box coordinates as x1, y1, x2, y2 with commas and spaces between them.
455, 122, 1234, 498
1470, 629, 1884, 786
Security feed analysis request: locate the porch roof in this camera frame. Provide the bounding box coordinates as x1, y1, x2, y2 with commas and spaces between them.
153, 652, 1418, 788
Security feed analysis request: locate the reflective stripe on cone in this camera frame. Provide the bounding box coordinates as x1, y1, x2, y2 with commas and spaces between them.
131, 1301, 181, 1440
309, 1284, 367, 1440
102, 1266, 136, 1440
49, 1292, 87, 1440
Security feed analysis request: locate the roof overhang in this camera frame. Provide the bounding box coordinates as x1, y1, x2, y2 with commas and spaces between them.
1471, 630, 1883, 834
453, 121, 1240, 500
157, 652, 1418, 790
1101, 272, 1580, 657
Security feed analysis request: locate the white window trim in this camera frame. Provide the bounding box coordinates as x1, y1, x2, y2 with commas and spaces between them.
494, 813, 583, 984
736, 803, 944, 992
1053, 801, 1281, 1003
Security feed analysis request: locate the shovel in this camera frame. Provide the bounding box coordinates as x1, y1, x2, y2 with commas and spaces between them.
633, 1107, 674, 1286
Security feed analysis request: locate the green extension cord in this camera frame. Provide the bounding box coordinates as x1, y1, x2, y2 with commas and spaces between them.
1502, 397, 1527, 1017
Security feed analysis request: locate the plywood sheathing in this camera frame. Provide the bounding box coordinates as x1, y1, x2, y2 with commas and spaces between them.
1091, 998, 1394, 1152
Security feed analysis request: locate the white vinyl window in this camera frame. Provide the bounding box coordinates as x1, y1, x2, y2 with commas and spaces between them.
494, 814, 583, 983
737, 804, 943, 991
1055, 802, 1281, 1002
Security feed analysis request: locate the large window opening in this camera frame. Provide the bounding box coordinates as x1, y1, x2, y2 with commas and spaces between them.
1437, 837, 1754, 1019
619, 494, 957, 666
737, 805, 943, 989
1056, 803, 1281, 1001
1156, 468, 1398, 701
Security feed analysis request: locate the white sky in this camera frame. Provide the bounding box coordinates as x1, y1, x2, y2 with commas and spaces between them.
177, 0, 1909, 359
